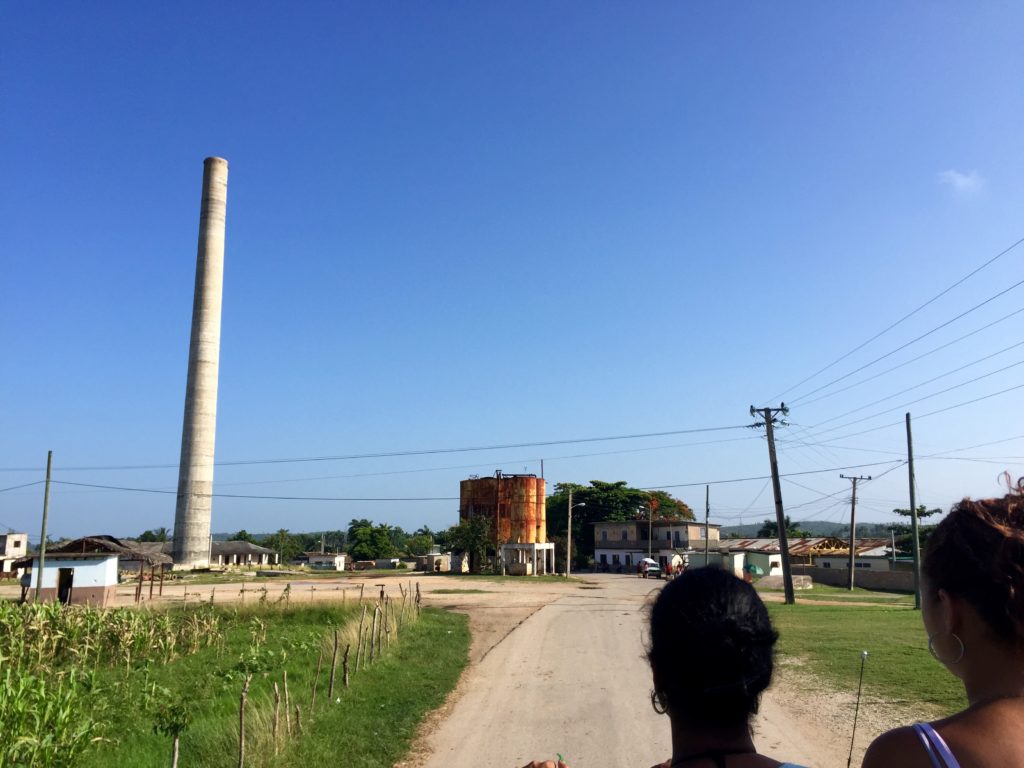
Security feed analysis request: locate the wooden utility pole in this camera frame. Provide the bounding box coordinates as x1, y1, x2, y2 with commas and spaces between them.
906, 413, 923, 609
750, 405, 794, 604
704, 485, 710, 564
840, 474, 871, 590
35, 450, 53, 601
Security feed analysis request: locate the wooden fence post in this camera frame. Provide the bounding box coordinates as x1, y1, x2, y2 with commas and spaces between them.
343, 643, 351, 688
328, 629, 340, 698
239, 673, 252, 768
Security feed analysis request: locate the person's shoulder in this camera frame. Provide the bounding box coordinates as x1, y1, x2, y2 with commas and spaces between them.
862, 724, 933, 768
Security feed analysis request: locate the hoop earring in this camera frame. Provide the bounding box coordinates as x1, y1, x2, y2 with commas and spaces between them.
650, 689, 667, 715
927, 633, 965, 665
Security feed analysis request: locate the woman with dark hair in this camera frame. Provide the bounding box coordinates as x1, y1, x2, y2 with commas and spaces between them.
524, 566, 805, 768
862, 478, 1024, 767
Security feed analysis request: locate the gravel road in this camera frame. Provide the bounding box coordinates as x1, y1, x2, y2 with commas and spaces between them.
414, 574, 839, 768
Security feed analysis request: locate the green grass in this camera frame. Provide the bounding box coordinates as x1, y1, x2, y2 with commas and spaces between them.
758, 582, 915, 605
767, 603, 966, 715
75, 604, 468, 768
278, 609, 468, 768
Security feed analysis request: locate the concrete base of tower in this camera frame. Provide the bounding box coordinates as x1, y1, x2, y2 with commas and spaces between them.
499, 542, 556, 576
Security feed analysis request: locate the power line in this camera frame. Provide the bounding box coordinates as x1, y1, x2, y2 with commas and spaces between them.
212, 434, 761, 489
0, 481, 43, 494
798, 306, 1024, 408
809, 341, 1024, 427
769, 234, 1024, 401
808, 358, 1024, 434
0, 423, 751, 472
50, 481, 458, 502
800, 381, 1024, 444
643, 459, 903, 490
786, 279, 1024, 406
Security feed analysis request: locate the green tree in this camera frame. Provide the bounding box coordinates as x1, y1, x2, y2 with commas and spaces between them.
892, 505, 942, 520
545, 481, 695, 564
347, 523, 399, 561
757, 516, 809, 538
271, 529, 301, 563
444, 518, 491, 572
138, 527, 170, 542
405, 534, 435, 557
230, 529, 256, 543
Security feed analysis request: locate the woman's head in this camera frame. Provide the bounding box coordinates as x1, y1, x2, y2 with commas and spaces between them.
647, 566, 778, 727
923, 476, 1024, 647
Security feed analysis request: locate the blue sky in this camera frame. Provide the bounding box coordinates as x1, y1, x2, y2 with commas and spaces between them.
3, 3, 1023, 540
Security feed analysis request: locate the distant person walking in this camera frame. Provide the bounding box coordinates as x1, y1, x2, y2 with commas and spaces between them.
863, 475, 1024, 767
19, 570, 31, 603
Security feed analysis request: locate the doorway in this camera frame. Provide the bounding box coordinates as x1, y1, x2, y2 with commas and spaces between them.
57, 568, 74, 605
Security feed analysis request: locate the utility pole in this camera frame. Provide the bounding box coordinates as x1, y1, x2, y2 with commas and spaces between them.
704, 485, 710, 564
906, 413, 922, 609
566, 487, 572, 578
35, 451, 53, 602
750, 405, 795, 605
890, 528, 896, 569
840, 474, 871, 590
647, 503, 653, 561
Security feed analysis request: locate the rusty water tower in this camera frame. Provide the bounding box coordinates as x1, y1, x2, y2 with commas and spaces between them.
459, 472, 547, 545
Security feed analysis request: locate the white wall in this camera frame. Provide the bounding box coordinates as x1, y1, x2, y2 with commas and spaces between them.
30, 556, 118, 588
817, 556, 892, 571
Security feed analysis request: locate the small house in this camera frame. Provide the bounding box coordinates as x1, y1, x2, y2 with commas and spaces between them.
306, 552, 347, 571
22, 535, 169, 607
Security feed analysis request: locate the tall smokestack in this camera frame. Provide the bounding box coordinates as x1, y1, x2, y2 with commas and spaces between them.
173, 157, 228, 568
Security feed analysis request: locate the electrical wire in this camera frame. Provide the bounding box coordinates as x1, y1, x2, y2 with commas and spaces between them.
784, 278, 1024, 406
0, 481, 43, 494
0, 423, 751, 472
809, 342, 1024, 427
797, 306, 1024, 408
769, 234, 1024, 402
51, 481, 458, 502
643, 459, 903, 490
795, 382, 1024, 446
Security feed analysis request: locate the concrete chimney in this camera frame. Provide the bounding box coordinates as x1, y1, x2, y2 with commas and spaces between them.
173, 157, 228, 568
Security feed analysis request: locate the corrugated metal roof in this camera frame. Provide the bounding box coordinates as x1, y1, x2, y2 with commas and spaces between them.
723, 536, 890, 556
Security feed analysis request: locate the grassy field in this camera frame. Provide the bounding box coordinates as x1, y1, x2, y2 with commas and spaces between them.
758, 582, 916, 606
767, 603, 966, 715
0, 599, 468, 768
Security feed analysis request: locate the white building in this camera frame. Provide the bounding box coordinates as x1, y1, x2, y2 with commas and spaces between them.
28, 552, 119, 607
0, 532, 29, 574
593, 520, 721, 572
307, 552, 347, 571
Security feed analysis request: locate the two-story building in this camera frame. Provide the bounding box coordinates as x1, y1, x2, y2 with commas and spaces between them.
0, 532, 29, 575
593, 519, 721, 572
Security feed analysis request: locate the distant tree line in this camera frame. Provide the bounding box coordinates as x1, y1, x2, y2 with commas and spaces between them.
131, 479, 695, 568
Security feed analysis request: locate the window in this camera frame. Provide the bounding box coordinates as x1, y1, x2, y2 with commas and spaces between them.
666, 532, 671, 541
612, 554, 621, 564
822, 562, 831, 568
621, 530, 627, 541
599, 554, 607, 564
601, 530, 608, 542
699, 528, 706, 539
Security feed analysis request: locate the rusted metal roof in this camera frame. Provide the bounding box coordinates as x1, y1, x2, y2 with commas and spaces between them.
43, 535, 173, 565
723, 536, 890, 556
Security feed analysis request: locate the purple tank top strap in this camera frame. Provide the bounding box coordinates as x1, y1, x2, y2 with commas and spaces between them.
912, 722, 960, 768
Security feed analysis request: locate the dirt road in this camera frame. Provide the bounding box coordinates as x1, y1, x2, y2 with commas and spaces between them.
415, 574, 842, 768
